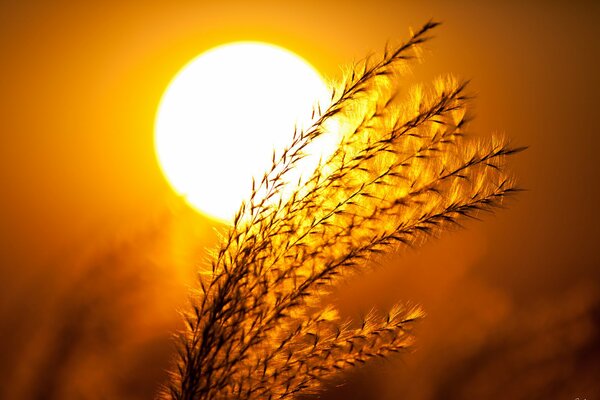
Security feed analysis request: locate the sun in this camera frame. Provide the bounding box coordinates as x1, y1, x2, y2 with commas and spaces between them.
155, 42, 334, 223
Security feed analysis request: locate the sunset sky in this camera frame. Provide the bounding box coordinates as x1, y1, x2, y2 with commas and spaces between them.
1, 1, 599, 399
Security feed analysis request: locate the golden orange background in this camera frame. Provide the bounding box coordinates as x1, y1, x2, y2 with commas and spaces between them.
1, 1, 599, 399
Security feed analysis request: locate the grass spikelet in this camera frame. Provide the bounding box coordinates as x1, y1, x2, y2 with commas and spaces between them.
160, 20, 524, 400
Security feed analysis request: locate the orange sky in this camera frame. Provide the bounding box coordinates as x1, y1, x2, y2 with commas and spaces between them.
1, 1, 599, 399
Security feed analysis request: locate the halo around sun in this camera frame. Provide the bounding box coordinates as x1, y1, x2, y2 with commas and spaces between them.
155, 42, 334, 223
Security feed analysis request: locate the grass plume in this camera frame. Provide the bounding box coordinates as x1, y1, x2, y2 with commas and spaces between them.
161, 20, 524, 400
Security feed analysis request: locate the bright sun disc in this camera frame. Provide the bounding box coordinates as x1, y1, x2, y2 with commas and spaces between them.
155, 42, 334, 223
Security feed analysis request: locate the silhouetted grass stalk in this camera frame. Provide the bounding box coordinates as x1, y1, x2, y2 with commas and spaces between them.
161, 21, 524, 400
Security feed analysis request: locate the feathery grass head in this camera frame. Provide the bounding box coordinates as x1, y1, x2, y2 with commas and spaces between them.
160, 20, 524, 400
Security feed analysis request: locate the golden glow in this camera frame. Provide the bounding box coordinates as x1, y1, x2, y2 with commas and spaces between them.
155, 42, 334, 223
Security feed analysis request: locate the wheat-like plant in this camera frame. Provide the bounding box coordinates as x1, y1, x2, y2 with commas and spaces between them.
161, 21, 524, 400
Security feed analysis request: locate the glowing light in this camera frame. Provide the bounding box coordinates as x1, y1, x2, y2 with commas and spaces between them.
155, 42, 335, 222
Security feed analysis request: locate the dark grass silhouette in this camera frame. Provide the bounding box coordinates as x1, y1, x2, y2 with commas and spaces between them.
161, 21, 525, 400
